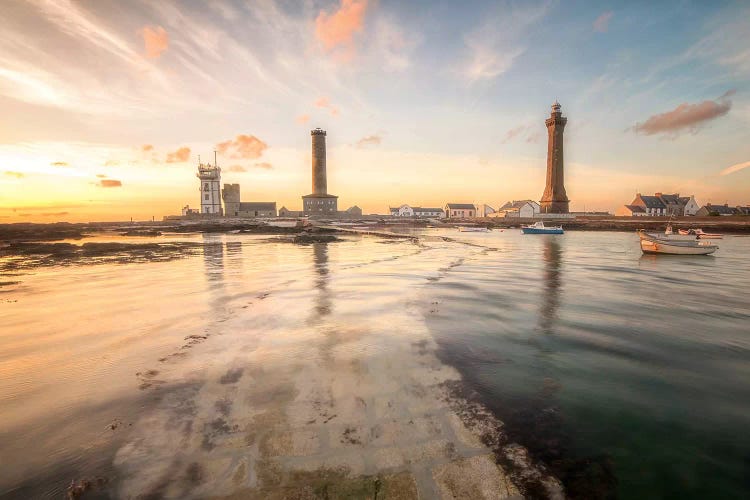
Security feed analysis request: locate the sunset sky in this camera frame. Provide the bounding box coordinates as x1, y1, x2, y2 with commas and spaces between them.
1, 0, 749, 222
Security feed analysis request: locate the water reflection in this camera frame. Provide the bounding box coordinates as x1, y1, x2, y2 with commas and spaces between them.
539, 236, 562, 334
202, 234, 225, 284
310, 242, 332, 322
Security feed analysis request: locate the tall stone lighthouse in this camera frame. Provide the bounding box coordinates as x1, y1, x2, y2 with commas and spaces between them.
540, 102, 570, 214
302, 128, 338, 215
197, 153, 223, 215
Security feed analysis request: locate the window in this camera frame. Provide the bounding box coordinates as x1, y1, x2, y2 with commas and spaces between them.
205, 194, 209, 200
204, 183, 209, 190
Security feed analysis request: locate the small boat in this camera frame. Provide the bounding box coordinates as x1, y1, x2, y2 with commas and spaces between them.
521, 221, 563, 234
458, 226, 489, 232
640, 224, 696, 241
638, 230, 718, 255
677, 228, 723, 239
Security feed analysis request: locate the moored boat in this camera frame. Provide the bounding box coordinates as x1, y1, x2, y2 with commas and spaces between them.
638, 230, 718, 255
521, 221, 564, 234
677, 228, 723, 239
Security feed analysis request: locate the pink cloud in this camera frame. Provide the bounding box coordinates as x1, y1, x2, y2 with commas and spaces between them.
142, 26, 168, 59
314, 97, 339, 116
635, 91, 734, 136
315, 0, 368, 60
254, 162, 273, 170
227, 165, 247, 173
216, 135, 268, 160
166, 146, 191, 163
593, 12, 613, 33
296, 114, 311, 124
99, 179, 122, 188
141, 144, 154, 152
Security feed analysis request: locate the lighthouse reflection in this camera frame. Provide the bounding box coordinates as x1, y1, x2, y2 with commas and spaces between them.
310, 242, 332, 322
202, 234, 225, 285
539, 237, 562, 334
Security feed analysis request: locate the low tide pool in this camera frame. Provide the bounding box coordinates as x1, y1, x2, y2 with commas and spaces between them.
1, 230, 748, 499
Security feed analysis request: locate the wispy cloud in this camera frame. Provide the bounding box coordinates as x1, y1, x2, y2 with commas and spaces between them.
719, 161, 750, 176
50, 161, 69, 167
254, 162, 273, 170
166, 146, 191, 163
463, 1, 551, 82
682, 8, 750, 78
593, 12, 613, 33
226, 164, 246, 173
356, 134, 382, 148
501, 124, 541, 144
634, 90, 734, 136
98, 179, 122, 188
216, 135, 267, 160
296, 114, 310, 124
315, 97, 340, 116
3, 171, 24, 178
142, 26, 169, 59
141, 144, 154, 152
315, 0, 369, 61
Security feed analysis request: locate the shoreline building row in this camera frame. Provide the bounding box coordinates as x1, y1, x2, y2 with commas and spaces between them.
173, 101, 575, 220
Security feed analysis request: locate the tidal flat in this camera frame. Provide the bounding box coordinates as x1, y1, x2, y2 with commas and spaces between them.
1, 229, 749, 499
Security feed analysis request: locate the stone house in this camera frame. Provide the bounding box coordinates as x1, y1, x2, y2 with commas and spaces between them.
444, 203, 476, 218
696, 204, 738, 216
222, 184, 277, 217
623, 193, 700, 216
616, 205, 648, 217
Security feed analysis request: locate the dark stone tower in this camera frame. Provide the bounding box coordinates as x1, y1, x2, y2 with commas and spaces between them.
303, 128, 338, 216
311, 128, 327, 195
540, 102, 570, 214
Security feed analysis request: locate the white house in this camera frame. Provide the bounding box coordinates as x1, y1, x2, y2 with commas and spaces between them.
496, 200, 540, 218
681, 195, 700, 216
389, 204, 444, 217
479, 204, 496, 217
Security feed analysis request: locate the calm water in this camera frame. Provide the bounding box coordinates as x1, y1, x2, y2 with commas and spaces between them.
1, 230, 749, 498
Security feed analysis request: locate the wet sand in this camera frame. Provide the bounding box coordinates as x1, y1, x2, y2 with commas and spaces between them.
0, 232, 561, 499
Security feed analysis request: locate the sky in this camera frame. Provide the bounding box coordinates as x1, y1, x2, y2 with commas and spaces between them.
0, 0, 749, 222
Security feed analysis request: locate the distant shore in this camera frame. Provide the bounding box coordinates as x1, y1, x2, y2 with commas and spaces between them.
2, 215, 750, 244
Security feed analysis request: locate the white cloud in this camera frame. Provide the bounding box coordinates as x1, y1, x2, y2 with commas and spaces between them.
462, 1, 551, 82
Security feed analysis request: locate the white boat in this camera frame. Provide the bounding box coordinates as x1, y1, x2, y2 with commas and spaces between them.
677, 228, 723, 239
521, 221, 564, 234
458, 226, 489, 232
638, 230, 718, 255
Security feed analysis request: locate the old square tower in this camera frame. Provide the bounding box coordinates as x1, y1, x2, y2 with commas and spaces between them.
540, 102, 570, 214
303, 128, 338, 215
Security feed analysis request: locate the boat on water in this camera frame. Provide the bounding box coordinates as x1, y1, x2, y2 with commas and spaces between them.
521, 221, 564, 235
458, 226, 490, 232
678, 228, 723, 239
638, 229, 718, 255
